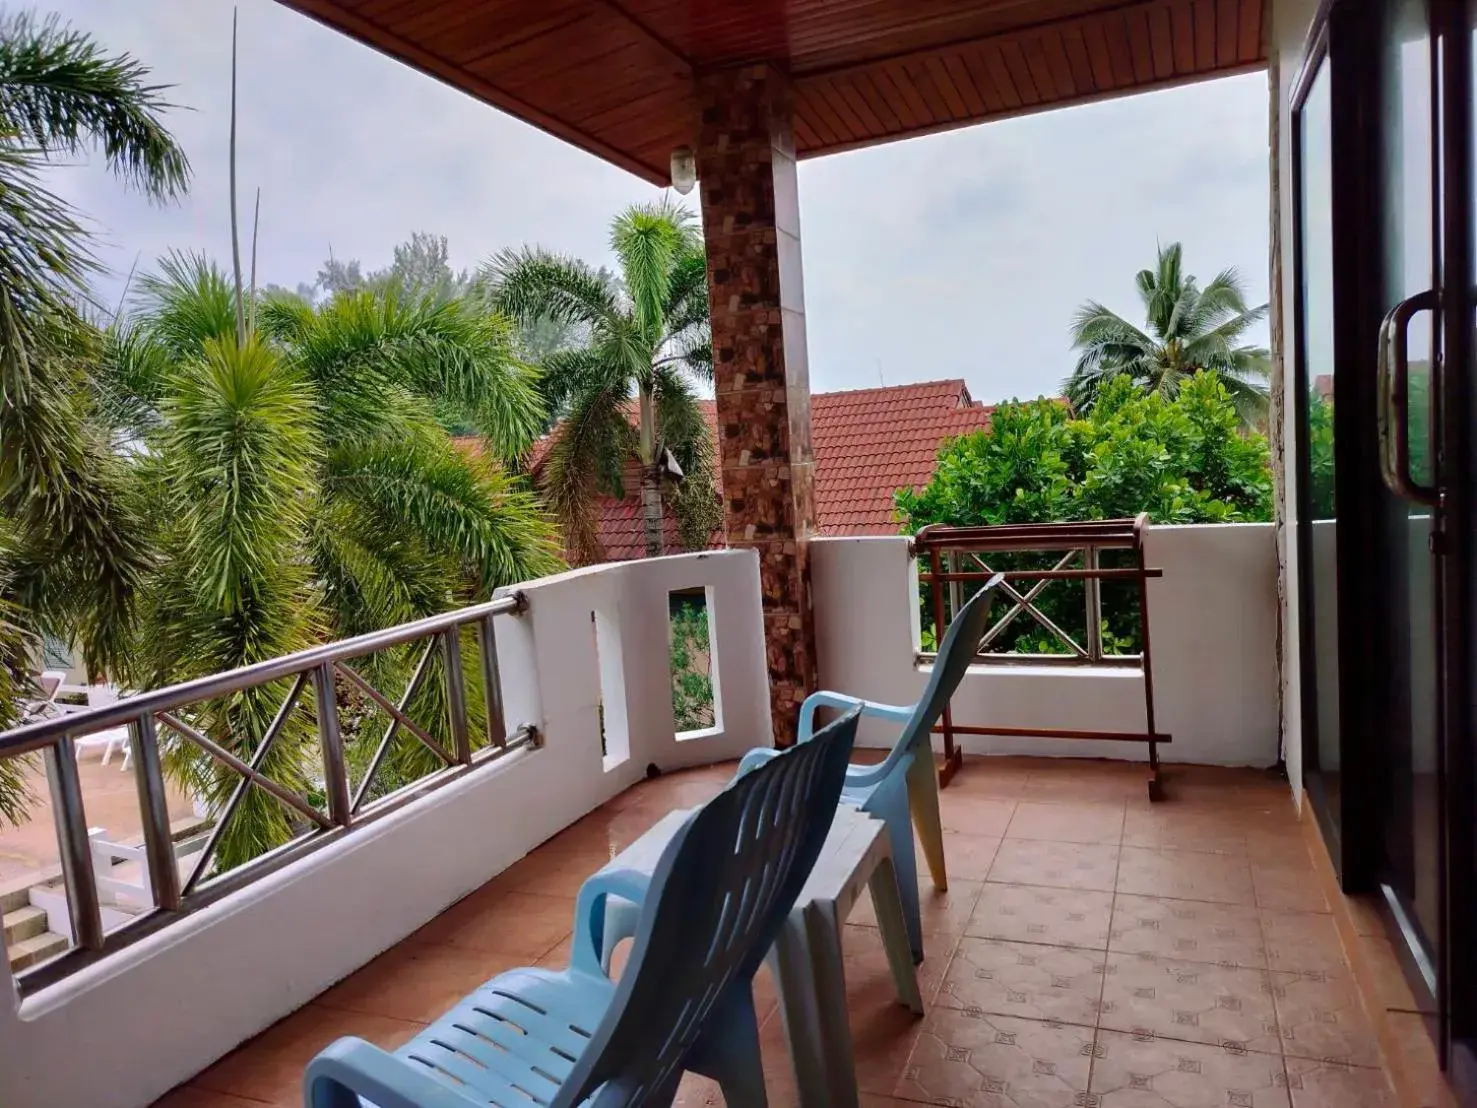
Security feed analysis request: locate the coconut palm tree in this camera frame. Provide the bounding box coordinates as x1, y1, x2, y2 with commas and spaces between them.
100, 256, 561, 868
0, 11, 190, 821
1065, 242, 1270, 424
486, 200, 719, 564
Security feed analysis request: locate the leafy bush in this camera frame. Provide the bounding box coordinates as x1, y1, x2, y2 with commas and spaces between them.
669, 598, 715, 732
897, 372, 1274, 655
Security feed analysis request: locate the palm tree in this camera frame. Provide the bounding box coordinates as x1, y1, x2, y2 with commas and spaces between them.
0, 11, 190, 821
101, 256, 561, 868
486, 200, 719, 564
1065, 242, 1270, 424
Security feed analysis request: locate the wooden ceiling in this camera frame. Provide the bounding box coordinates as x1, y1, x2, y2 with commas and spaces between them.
278, 0, 1266, 183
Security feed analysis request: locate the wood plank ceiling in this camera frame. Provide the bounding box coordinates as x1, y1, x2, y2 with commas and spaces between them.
278, 0, 1266, 184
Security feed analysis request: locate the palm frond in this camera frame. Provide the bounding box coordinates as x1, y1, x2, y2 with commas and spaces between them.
0, 143, 94, 390
134, 251, 239, 356
0, 10, 189, 199
327, 429, 561, 592
610, 200, 693, 341
483, 247, 620, 331
540, 385, 633, 566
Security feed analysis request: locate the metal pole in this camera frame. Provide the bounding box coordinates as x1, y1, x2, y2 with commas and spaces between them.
130, 713, 182, 912
477, 614, 507, 748
314, 663, 351, 827
45, 738, 104, 950
442, 627, 471, 766
1083, 545, 1103, 663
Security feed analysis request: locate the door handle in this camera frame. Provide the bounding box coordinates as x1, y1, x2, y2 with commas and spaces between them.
1376, 288, 1439, 505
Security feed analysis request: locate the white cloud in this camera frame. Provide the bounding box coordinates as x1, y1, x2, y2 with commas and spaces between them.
42, 0, 1270, 403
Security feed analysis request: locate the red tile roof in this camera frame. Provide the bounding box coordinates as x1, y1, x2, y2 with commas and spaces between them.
498, 379, 997, 562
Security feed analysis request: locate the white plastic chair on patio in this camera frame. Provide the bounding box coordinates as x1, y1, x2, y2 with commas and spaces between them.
67, 685, 132, 767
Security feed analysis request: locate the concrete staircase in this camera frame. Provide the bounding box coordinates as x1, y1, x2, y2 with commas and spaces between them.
2, 882, 68, 973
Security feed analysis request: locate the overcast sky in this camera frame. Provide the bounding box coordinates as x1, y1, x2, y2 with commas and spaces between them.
46, 0, 1271, 404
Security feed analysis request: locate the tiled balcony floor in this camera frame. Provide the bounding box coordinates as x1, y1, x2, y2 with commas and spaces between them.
154, 756, 1402, 1108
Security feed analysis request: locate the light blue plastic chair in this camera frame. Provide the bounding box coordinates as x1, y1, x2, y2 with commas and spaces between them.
588, 576, 1002, 971
736, 574, 1002, 964
302, 706, 861, 1108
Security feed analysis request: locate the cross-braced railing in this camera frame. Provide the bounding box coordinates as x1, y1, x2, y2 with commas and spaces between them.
911, 516, 1170, 798
0, 594, 532, 994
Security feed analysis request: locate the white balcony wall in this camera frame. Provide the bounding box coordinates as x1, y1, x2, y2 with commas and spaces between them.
811, 524, 1280, 768
0, 550, 770, 1108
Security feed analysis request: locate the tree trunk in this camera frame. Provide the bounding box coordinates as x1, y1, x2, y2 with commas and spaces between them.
640, 466, 664, 558
637, 382, 663, 558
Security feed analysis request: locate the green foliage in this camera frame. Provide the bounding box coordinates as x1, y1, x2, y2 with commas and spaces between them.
897, 373, 1273, 655
1066, 242, 1270, 426
898, 373, 1273, 529
0, 10, 190, 824
485, 199, 716, 563
1306, 391, 1335, 519
102, 259, 562, 867
668, 598, 715, 732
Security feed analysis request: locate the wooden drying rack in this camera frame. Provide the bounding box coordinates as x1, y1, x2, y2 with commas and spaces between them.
911, 514, 1170, 801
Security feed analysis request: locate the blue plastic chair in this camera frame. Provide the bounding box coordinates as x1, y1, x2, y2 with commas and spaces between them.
302, 706, 861, 1108
734, 574, 1002, 964
587, 577, 1001, 973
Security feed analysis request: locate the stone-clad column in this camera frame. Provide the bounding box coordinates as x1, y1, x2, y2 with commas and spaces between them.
695, 63, 816, 747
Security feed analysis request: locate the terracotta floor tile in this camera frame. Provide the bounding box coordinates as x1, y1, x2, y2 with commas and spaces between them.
192, 1005, 424, 1105
1345, 895, 1387, 938
1006, 801, 1125, 844
1386, 1012, 1456, 1108
845, 923, 954, 1007
987, 840, 1121, 892
1362, 934, 1427, 1014
150, 1089, 270, 1108
849, 877, 984, 937
1090, 1030, 1291, 1107
938, 937, 1104, 1027
968, 884, 1115, 950
941, 797, 1018, 837
671, 1071, 722, 1107
896, 1009, 1094, 1107
1109, 894, 1267, 968
1283, 1058, 1397, 1108
1116, 847, 1256, 905
1270, 971, 1382, 1068
315, 942, 524, 1023
1242, 826, 1309, 866
1122, 810, 1249, 855
405, 882, 508, 945
1252, 863, 1330, 914
939, 832, 1004, 880
437, 890, 575, 960
849, 992, 929, 1097
1024, 765, 1146, 804
1099, 953, 1279, 1054
495, 849, 606, 899
536, 934, 575, 968
1260, 911, 1349, 976
946, 762, 1036, 799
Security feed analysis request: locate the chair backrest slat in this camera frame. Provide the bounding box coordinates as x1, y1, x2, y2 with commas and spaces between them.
554, 707, 861, 1108
873, 575, 1002, 778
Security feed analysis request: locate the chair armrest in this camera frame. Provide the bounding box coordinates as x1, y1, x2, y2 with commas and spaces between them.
304, 1036, 477, 1108
797, 691, 915, 742
571, 867, 652, 977
844, 748, 916, 790
735, 747, 782, 778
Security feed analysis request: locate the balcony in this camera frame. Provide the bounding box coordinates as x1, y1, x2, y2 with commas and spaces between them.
0, 530, 1418, 1107
152, 756, 1401, 1108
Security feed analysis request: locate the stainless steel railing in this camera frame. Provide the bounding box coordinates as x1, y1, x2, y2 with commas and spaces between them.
0, 593, 533, 994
